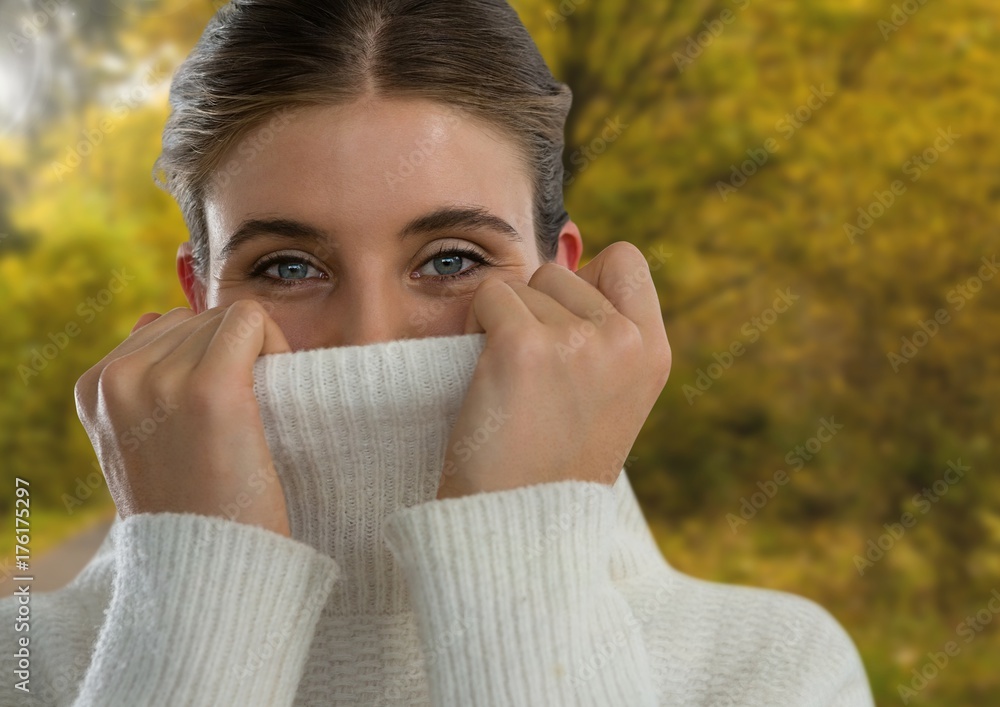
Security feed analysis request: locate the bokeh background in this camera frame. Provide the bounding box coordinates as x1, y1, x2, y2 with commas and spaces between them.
1, 0, 998, 704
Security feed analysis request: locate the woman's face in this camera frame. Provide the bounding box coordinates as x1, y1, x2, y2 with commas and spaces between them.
176, 97, 582, 351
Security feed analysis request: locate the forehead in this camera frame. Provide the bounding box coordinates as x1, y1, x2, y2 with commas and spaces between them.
204, 98, 534, 250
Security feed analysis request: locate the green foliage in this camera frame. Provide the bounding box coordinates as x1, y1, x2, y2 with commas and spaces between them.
0, 102, 188, 513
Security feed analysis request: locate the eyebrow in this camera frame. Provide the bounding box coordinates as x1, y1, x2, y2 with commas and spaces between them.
219, 205, 522, 260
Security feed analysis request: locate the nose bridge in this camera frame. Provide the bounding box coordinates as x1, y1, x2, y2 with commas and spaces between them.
335, 276, 417, 347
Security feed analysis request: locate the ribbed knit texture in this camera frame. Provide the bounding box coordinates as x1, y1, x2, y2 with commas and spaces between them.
0, 332, 875, 706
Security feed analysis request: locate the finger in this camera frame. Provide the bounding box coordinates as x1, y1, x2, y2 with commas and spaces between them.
127, 308, 192, 342
128, 308, 230, 366
88, 308, 198, 373
77, 309, 218, 418
504, 280, 580, 328
151, 309, 242, 374
462, 276, 535, 337
526, 262, 618, 324
199, 300, 291, 381
131, 312, 162, 334
574, 242, 663, 335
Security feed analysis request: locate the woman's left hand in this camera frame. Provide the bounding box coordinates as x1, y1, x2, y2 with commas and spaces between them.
436, 241, 671, 500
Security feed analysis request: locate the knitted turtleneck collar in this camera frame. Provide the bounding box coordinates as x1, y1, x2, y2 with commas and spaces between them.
249, 332, 666, 616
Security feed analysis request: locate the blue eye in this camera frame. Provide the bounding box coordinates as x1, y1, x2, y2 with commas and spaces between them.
250, 255, 324, 287
274, 261, 309, 279
416, 246, 496, 281
248, 245, 498, 289
431, 253, 463, 276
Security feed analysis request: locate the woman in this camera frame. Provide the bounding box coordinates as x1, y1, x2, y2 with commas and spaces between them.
1, 0, 875, 705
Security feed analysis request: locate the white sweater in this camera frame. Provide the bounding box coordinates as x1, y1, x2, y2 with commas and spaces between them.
2, 332, 874, 706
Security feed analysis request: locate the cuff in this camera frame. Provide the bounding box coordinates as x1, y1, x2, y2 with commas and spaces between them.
382, 480, 656, 706
74, 512, 340, 707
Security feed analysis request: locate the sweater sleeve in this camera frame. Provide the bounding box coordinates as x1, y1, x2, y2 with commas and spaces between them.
70, 512, 340, 707
380, 479, 659, 706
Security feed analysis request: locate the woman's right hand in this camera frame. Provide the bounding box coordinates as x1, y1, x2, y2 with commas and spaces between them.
73, 300, 293, 537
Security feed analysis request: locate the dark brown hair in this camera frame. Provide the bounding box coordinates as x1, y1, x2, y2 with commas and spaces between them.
153, 0, 573, 283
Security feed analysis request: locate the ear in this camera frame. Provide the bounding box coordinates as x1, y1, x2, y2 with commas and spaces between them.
553, 218, 583, 272
176, 241, 207, 313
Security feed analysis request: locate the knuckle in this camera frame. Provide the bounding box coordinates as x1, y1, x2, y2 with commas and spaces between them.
645, 324, 672, 387
163, 306, 194, 318
609, 316, 644, 352
97, 356, 141, 398
73, 371, 95, 416
621, 329, 645, 362
657, 339, 673, 384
